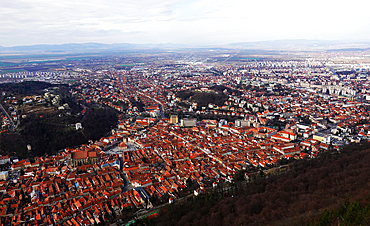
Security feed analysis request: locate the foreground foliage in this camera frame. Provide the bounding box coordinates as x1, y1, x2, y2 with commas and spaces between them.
134, 141, 370, 226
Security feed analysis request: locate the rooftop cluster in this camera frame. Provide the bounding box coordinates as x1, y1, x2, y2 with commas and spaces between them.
1, 53, 370, 225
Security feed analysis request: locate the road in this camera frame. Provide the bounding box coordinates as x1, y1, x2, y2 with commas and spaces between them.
119, 74, 164, 118
138, 91, 164, 118
80, 104, 89, 122
219, 50, 241, 64
0, 103, 15, 131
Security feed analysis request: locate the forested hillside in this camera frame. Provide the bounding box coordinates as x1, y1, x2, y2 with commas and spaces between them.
0, 105, 118, 158
0, 81, 119, 158
135, 141, 370, 226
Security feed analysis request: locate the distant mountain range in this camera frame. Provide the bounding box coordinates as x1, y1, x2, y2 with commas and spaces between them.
0, 42, 190, 54
223, 39, 370, 51
1, 40, 370, 54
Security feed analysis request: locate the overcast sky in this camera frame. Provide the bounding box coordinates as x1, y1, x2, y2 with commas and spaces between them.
1, 0, 369, 47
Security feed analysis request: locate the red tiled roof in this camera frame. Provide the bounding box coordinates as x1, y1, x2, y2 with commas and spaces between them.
72, 151, 87, 159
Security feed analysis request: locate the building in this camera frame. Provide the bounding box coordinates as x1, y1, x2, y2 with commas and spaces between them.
76, 123, 83, 130
67, 150, 100, 166
180, 118, 197, 127
202, 120, 218, 128
218, 119, 228, 127
0, 171, 8, 181
170, 115, 178, 124
11, 159, 31, 170
235, 119, 250, 127
273, 144, 301, 156
0, 156, 10, 165
313, 133, 330, 143
118, 141, 128, 150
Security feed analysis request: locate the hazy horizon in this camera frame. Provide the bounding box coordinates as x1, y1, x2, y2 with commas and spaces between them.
1, 39, 370, 48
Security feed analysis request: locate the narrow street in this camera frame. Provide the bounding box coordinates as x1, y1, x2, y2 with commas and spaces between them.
0, 103, 15, 131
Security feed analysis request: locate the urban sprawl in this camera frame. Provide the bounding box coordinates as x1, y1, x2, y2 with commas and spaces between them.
1, 53, 370, 225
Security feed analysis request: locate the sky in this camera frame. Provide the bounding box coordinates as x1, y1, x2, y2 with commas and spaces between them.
1, 0, 370, 47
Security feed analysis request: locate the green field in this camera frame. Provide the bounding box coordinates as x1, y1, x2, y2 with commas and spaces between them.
230, 57, 261, 60
0, 62, 17, 67
119, 64, 136, 67
0, 69, 26, 74
66, 57, 95, 61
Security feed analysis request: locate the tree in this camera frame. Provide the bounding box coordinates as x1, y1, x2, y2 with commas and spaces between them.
186, 178, 193, 188
259, 169, 265, 178
317, 209, 334, 226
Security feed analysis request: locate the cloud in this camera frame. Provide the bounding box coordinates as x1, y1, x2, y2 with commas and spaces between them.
0, 0, 369, 46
